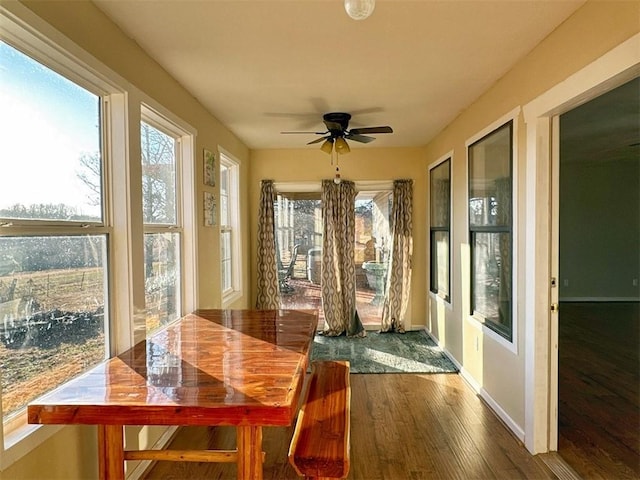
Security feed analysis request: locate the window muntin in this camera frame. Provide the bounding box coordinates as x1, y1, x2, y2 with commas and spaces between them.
220, 152, 241, 302
468, 121, 513, 340
0, 41, 109, 433
430, 159, 451, 301
141, 118, 181, 333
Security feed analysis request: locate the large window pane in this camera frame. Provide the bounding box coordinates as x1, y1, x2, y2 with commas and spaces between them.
275, 194, 323, 314
141, 122, 176, 225
471, 232, 512, 335
0, 235, 107, 421
469, 124, 512, 227
144, 233, 180, 333
431, 231, 450, 299
0, 41, 102, 222
221, 230, 232, 291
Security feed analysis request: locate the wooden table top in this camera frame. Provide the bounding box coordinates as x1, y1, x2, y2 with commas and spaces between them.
28, 309, 318, 428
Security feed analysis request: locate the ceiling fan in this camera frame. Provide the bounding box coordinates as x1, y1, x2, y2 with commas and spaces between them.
281, 112, 393, 154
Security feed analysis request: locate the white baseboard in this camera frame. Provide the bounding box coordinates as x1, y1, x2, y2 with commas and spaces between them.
126, 426, 180, 480
423, 328, 525, 444
459, 367, 481, 393
479, 387, 525, 443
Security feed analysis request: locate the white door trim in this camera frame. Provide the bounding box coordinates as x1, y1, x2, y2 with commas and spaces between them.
522, 32, 640, 454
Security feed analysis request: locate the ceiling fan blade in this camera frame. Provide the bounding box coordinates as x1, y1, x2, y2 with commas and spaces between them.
323, 120, 343, 132
281, 131, 327, 135
346, 133, 376, 144
307, 136, 330, 145
349, 126, 393, 135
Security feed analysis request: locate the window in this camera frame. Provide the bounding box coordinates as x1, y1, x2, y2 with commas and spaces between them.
0, 12, 197, 463
468, 121, 513, 340
141, 115, 182, 334
219, 151, 241, 304
0, 39, 109, 435
274, 182, 394, 327
430, 158, 451, 301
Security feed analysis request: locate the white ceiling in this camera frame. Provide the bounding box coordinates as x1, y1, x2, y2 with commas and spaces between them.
93, 0, 586, 151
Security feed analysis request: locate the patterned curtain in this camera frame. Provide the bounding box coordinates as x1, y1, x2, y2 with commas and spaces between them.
381, 179, 413, 333
321, 180, 365, 337
255, 180, 281, 309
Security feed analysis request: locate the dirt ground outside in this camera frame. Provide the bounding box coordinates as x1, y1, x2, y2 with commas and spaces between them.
1, 267, 106, 420
1, 334, 105, 418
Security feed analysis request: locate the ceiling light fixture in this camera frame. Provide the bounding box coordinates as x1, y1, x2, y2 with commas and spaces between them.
344, 0, 375, 20
334, 137, 351, 155
320, 138, 334, 154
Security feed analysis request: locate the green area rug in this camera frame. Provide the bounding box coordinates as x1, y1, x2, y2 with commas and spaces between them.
310, 330, 458, 374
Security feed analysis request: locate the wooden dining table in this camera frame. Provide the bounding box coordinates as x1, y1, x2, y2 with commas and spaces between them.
28, 309, 318, 480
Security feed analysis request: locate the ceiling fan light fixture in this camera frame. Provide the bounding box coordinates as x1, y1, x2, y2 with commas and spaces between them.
320, 138, 334, 154
335, 137, 351, 154
344, 0, 375, 20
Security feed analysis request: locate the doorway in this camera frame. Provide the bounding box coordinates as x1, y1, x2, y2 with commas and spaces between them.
554, 77, 639, 477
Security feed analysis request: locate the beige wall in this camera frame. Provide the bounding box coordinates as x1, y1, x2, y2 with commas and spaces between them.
249, 147, 426, 326
423, 0, 639, 435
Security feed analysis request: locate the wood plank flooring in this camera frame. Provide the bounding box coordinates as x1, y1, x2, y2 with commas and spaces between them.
143, 373, 557, 479
558, 302, 640, 479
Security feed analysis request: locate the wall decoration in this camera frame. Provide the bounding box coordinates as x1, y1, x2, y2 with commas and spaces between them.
204, 149, 216, 186
204, 192, 216, 226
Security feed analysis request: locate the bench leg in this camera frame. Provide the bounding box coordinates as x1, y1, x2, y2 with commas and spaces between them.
237, 425, 263, 480
98, 425, 124, 480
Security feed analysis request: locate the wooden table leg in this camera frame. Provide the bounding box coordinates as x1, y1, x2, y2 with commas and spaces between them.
97, 425, 124, 480
236, 425, 263, 480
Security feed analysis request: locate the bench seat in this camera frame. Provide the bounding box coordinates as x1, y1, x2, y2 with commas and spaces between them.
288, 360, 351, 479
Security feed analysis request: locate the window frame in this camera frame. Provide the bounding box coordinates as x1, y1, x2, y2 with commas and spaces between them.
0, 5, 198, 467
466, 114, 518, 347
429, 156, 452, 303
219, 149, 242, 306
0, 9, 120, 465
141, 108, 183, 334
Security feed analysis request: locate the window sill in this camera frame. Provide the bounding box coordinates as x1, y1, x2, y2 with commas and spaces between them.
466, 314, 518, 354
428, 290, 452, 307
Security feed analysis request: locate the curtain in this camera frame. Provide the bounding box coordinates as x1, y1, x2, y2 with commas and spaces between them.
321, 179, 365, 337
255, 180, 281, 309
381, 179, 413, 333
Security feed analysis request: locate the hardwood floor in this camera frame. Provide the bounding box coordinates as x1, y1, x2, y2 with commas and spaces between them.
558, 302, 640, 479
143, 373, 557, 479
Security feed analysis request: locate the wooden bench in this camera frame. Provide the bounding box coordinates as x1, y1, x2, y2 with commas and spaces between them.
288, 360, 351, 480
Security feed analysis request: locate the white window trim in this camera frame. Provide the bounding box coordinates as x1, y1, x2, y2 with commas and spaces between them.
140, 104, 198, 331
219, 148, 242, 306
464, 107, 520, 354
